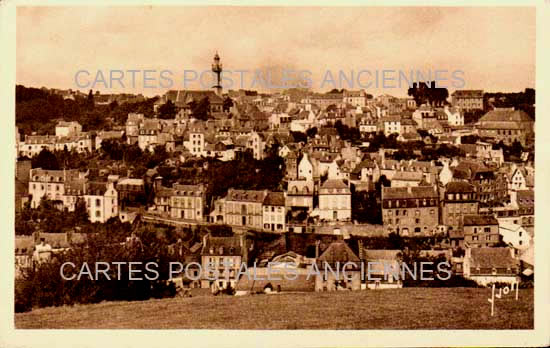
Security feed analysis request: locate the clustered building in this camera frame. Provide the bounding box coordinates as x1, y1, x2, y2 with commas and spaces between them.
15, 54, 535, 289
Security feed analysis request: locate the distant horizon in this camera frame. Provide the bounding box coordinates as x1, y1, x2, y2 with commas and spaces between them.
15, 83, 535, 99
16, 6, 535, 98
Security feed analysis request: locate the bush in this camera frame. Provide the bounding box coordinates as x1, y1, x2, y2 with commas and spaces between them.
14, 280, 33, 313
15, 227, 180, 311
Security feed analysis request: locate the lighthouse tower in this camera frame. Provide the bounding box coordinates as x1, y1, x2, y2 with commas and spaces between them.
211, 52, 223, 96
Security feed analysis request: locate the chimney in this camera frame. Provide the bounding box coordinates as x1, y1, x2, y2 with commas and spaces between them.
202, 233, 208, 248
358, 239, 364, 260
315, 240, 321, 259
154, 176, 162, 191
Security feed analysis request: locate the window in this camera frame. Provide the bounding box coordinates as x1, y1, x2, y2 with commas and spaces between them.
430, 209, 434, 215
403, 210, 407, 216
95, 211, 100, 217
484, 227, 490, 233
415, 218, 420, 224
395, 210, 399, 216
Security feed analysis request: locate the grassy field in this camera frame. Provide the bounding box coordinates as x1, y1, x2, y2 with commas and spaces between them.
15, 287, 533, 329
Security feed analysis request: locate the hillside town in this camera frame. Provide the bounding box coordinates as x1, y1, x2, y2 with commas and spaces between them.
15, 54, 535, 297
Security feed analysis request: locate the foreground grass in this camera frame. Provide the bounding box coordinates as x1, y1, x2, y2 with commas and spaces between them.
15, 288, 533, 329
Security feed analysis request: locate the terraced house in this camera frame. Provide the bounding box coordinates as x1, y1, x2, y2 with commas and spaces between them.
381, 185, 439, 236
170, 184, 206, 222
222, 189, 268, 229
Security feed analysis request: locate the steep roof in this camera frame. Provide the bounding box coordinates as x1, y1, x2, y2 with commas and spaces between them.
469, 248, 518, 269
452, 90, 483, 98
201, 235, 242, 256
463, 214, 498, 226
317, 241, 360, 264
320, 179, 348, 190
445, 181, 475, 193
362, 249, 402, 261
479, 109, 533, 123
263, 192, 285, 206
382, 186, 438, 200
226, 189, 267, 203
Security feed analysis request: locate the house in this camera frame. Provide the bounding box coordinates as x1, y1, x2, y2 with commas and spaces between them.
400, 118, 417, 134
286, 179, 314, 211
170, 184, 206, 222
95, 130, 124, 149
55, 121, 82, 137
360, 249, 403, 289
138, 118, 161, 151
262, 192, 286, 232
315, 241, 361, 291
442, 181, 478, 230
381, 186, 439, 236
463, 215, 500, 248
390, 171, 423, 188
476, 108, 534, 146
444, 106, 464, 126
200, 234, 247, 290
28, 168, 81, 208
463, 247, 519, 286
412, 105, 436, 129
125, 113, 144, 144
318, 179, 351, 222
381, 116, 401, 136
115, 178, 145, 208
235, 267, 315, 295
451, 90, 484, 111
498, 222, 531, 251
248, 131, 266, 160
84, 181, 118, 223
509, 166, 528, 191
343, 90, 367, 107
297, 153, 314, 181
222, 189, 268, 229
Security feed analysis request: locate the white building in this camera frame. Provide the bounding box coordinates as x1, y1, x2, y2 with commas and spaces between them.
84, 181, 118, 223
262, 192, 286, 232
499, 223, 531, 250
298, 153, 314, 181
28, 168, 80, 208
318, 179, 351, 221
343, 90, 367, 107
444, 106, 464, 126
382, 116, 401, 136
55, 121, 82, 137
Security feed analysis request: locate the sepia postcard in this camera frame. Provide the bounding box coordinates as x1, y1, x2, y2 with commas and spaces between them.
1, 0, 549, 347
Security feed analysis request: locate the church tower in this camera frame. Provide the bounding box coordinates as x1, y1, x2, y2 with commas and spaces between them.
211, 52, 223, 96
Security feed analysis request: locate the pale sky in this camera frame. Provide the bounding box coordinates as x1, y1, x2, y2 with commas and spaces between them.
16, 6, 535, 97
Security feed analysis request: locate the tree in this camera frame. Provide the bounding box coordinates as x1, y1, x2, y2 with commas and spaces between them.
32, 149, 60, 170
192, 97, 210, 120
408, 81, 448, 106
306, 127, 318, 139
86, 89, 95, 109
158, 100, 176, 119
222, 97, 234, 113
